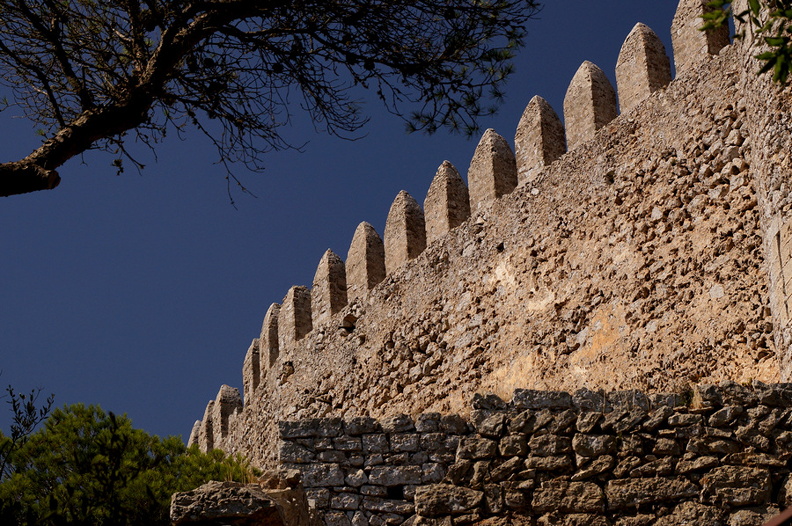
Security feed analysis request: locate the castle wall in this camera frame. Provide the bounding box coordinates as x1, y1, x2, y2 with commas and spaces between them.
278, 383, 792, 526
192, 2, 792, 474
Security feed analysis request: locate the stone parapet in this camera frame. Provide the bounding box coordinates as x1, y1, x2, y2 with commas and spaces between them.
671, 0, 730, 75
311, 250, 347, 327
564, 61, 618, 150
384, 191, 427, 275
260, 303, 280, 369
424, 161, 470, 245
514, 95, 566, 184
467, 129, 518, 209
616, 23, 673, 113
346, 222, 386, 301
278, 286, 312, 349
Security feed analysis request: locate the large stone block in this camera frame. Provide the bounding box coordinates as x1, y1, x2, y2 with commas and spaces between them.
606, 477, 699, 509
532, 481, 604, 514
414, 484, 483, 517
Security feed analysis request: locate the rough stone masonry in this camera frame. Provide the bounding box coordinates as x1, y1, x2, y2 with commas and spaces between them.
187, 0, 792, 523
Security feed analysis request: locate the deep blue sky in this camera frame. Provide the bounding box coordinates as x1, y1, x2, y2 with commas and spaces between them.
0, 3, 681, 440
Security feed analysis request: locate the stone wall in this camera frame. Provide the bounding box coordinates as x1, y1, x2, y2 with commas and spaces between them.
280, 383, 792, 526
188, 0, 792, 484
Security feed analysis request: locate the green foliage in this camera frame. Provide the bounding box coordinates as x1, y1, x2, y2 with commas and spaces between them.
0, 403, 256, 526
703, 0, 792, 84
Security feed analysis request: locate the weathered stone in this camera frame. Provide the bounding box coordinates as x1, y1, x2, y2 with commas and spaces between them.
311, 249, 347, 326
606, 477, 699, 509
457, 437, 498, 460
671, 0, 730, 75
381, 414, 415, 433
510, 409, 554, 434
532, 481, 604, 513
278, 286, 312, 348
514, 95, 566, 183
499, 434, 528, 457
424, 161, 471, 245
467, 129, 518, 209
415, 413, 441, 433
198, 401, 214, 453
259, 303, 280, 369
676, 455, 719, 474
572, 434, 616, 457
440, 414, 469, 434
362, 434, 390, 454
629, 457, 676, 478
334, 436, 362, 452
345, 416, 382, 436
361, 497, 414, 514
346, 222, 386, 300
391, 433, 420, 452
368, 466, 422, 486
616, 23, 672, 113
212, 385, 242, 444
513, 390, 572, 410
537, 513, 609, 526
279, 441, 315, 463
384, 191, 426, 275
242, 338, 260, 403
414, 484, 483, 517
563, 61, 618, 150
301, 464, 345, 487
187, 420, 201, 449
571, 455, 614, 481
576, 412, 604, 433
701, 465, 772, 506
524, 455, 573, 471
472, 411, 508, 438
489, 456, 524, 482
652, 501, 726, 526
331, 493, 361, 511
529, 434, 571, 457
170, 480, 317, 526
608, 390, 651, 411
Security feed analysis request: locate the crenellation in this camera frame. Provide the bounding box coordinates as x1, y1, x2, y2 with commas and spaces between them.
211, 385, 242, 448
424, 161, 471, 245
311, 249, 347, 326
467, 128, 518, 209
563, 61, 619, 150
514, 95, 566, 183
197, 400, 214, 453
278, 286, 312, 349
346, 222, 386, 300
186, 420, 200, 448
242, 338, 260, 403
259, 303, 280, 370
671, 0, 730, 76
384, 191, 427, 275
616, 23, 673, 113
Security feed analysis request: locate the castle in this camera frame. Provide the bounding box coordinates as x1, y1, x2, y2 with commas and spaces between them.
186, 1, 792, 524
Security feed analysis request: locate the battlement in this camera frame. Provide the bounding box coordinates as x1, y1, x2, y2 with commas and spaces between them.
189, 0, 792, 478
